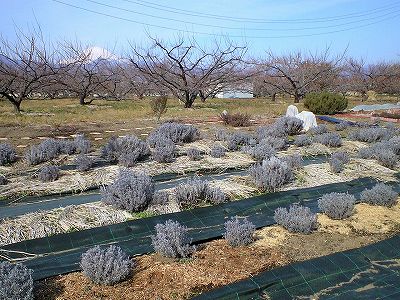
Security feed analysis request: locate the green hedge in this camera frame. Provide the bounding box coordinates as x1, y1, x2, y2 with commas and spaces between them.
304, 92, 348, 115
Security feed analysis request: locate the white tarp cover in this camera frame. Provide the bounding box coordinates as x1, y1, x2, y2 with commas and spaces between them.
295, 111, 317, 131
286, 105, 299, 117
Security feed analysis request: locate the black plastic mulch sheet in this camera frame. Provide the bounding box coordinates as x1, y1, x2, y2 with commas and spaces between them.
0, 169, 248, 219
0, 171, 205, 207
0, 156, 329, 219
0, 176, 390, 281
1, 155, 328, 208
193, 235, 400, 300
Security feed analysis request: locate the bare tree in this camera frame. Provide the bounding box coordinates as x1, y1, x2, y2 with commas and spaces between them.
117, 64, 151, 99
58, 42, 116, 105
345, 58, 399, 100
261, 48, 345, 103
128, 36, 247, 108
252, 69, 283, 101
0, 27, 59, 112
382, 63, 400, 98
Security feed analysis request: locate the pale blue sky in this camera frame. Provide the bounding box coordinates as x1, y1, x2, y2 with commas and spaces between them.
1, 0, 399, 62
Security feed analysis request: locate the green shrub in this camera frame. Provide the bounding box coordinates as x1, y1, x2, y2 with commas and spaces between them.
304, 92, 348, 115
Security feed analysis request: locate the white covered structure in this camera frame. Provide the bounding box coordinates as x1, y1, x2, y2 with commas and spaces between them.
295, 111, 318, 131
285, 105, 317, 131
285, 105, 299, 117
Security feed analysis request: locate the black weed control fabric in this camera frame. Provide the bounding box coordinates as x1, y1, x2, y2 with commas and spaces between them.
0, 156, 328, 218
1, 176, 397, 281
0, 165, 247, 207
193, 235, 400, 300
1, 155, 327, 208
0, 169, 248, 219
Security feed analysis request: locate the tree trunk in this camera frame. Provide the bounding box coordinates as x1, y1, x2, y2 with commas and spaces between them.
11, 100, 21, 113
271, 92, 276, 102
79, 94, 86, 105
14, 101, 21, 113
1, 93, 21, 113
79, 94, 93, 105
294, 91, 301, 103
199, 90, 207, 102
184, 92, 197, 108
361, 91, 368, 102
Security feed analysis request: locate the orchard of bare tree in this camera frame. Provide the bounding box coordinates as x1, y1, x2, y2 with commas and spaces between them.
1, 28, 399, 113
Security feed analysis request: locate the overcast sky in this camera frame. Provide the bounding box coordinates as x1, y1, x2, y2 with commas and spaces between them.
1, 0, 399, 62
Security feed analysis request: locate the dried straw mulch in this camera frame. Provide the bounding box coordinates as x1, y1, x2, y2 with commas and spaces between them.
35, 241, 286, 300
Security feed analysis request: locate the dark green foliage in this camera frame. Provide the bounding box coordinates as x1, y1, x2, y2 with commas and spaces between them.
223, 216, 255, 247
101, 169, 154, 212
38, 165, 60, 182
274, 205, 317, 234
304, 92, 348, 115
0, 143, 17, 165
318, 192, 355, 219
151, 220, 195, 258
80, 245, 133, 285
0, 261, 33, 300
360, 183, 398, 207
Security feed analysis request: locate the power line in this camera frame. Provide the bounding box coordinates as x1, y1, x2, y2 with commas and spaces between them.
85, 0, 400, 32
121, 0, 400, 24
51, 0, 400, 39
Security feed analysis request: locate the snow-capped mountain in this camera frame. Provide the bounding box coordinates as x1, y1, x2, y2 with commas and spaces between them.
83, 46, 118, 61
60, 46, 119, 64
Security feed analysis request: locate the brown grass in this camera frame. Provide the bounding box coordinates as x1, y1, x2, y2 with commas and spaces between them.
0, 97, 290, 127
